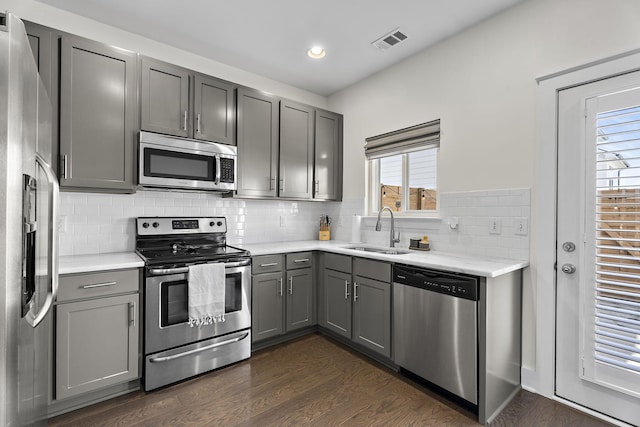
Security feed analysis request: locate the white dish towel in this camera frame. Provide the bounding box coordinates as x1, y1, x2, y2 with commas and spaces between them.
188, 263, 226, 327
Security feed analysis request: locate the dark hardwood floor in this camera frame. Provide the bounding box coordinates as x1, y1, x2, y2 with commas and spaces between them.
48, 334, 612, 426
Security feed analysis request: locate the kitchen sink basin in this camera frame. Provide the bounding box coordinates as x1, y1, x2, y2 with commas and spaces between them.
343, 246, 411, 255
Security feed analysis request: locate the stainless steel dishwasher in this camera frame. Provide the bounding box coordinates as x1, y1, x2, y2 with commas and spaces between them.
393, 264, 479, 405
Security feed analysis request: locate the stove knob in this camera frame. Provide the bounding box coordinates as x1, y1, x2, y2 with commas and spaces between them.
217, 221, 223, 227
152, 222, 159, 228
142, 222, 149, 229
209, 221, 215, 227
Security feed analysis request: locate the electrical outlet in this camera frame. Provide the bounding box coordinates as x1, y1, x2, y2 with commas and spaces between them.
489, 217, 501, 235
515, 217, 528, 236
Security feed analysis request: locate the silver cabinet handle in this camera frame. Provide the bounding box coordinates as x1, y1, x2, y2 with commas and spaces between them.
82, 281, 117, 289
354, 282, 359, 302
289, 276, 293, 294
260, 262, 279, 267
149, 333, 249, 363
396, 275, 406, 280
183, 110, 188, 131
60, 154, 68, 180
345, 280, 350, 300
129, 302, 135, 326
279, 278, 283, 296
270, 177, 276, 191
315, 180, 319, 193
279, 177, 285, 192
293, 259, 310, 263
196, 113, 201, 134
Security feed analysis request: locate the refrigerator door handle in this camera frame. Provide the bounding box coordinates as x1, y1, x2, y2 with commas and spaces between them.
26, 153, 59, 328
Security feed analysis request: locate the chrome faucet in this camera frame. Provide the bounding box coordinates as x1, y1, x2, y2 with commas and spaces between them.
376, 206, 400, 247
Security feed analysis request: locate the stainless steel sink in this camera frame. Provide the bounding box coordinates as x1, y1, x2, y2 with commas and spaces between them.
343, 246, 411, 255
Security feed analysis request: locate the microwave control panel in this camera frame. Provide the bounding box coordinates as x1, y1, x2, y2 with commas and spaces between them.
220, 158, 235, 183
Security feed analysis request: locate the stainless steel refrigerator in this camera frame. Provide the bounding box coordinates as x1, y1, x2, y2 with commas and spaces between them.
0, 13, 59, 426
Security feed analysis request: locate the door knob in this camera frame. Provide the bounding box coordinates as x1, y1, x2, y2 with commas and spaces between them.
561, 264, 576, 274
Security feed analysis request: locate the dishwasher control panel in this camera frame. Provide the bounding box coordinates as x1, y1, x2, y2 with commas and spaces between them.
393, 265, 479, 301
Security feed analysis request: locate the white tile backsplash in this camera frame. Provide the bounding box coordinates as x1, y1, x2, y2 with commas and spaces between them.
60, 188, 530, 262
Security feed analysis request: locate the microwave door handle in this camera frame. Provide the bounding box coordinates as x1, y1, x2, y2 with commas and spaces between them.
215, 155, 221, 185
27, 153, 59, 328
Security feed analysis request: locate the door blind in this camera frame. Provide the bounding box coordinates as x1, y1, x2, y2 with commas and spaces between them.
593, 104, 640, 377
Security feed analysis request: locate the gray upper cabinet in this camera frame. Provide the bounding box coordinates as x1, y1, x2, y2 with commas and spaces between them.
59, 36, 137, 192
279, 100, 314, 199
140, 57, 236, 144
140, 58, 190, 138
314, 109, 343, 201
236, 87, 280, 198
193, 74, 235, 144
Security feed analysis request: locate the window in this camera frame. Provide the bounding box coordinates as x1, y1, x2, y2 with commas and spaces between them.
366, 120, 439, 214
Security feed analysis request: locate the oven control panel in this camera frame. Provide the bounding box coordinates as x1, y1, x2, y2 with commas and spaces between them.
137, 217, 227, 235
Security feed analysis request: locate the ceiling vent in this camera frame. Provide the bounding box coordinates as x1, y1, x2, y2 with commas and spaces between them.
371, 27, 408, 50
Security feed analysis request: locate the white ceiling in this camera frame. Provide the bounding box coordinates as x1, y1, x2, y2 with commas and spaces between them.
36, 0, 526, 96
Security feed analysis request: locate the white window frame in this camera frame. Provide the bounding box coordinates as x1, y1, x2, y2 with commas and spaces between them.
365, 120, 440, 217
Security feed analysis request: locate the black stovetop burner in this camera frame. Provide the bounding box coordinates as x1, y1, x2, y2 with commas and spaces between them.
135, 216, 250, 267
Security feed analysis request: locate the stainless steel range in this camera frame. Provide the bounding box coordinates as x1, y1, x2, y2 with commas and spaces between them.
136, 217, 251, 391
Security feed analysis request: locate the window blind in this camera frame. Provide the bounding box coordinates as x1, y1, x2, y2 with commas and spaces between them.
594, 105, 640, 376
365, 119, 440, 160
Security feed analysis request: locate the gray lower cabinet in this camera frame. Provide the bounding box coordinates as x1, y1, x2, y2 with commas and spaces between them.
55, 269, 140, 401
252, 270, 284, 341
320, 254, 391, 358
314, 109, 343, 201
279, 100, 314, 199
236, 87, 280, 198
140, 57, 236, 144
252, 252, 314, 343
59, 36, 137, 192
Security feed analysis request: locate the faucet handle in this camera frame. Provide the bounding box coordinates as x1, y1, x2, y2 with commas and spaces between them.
394, 231, 401, 243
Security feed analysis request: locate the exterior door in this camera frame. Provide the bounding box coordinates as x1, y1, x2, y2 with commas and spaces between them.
556, 72, 640, 426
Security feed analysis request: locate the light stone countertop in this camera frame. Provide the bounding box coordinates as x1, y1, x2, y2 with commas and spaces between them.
242, 240, 528, 278
59, 252, 145, 275
59, 241, 528, 278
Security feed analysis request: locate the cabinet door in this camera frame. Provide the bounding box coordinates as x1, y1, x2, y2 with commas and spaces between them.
279, 100, 313, 199
314, 109, 342, 200
251, 272, 284, 342
193, 74, 235, 145
322, 269, 352, 339
286, 268, 313, 332
236, 88, 279, 198
59, 36, 137, 192
353, 276, 391, 358
140, 57, 190, 138
56, 293, 139, 400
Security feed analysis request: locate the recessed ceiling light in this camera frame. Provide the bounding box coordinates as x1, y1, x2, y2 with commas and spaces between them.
307, 46, 326, 59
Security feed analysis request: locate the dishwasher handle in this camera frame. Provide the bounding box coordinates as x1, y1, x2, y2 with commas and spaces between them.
393, 265, 479, 301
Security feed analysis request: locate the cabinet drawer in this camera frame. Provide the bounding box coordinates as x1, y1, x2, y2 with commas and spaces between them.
252, 254, 284, 274
324, 253, 351, 274
354, 258, 391, 282
286, 252, 313, 270
58, 269, 139, 302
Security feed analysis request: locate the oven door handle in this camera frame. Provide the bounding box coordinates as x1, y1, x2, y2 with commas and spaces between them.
148, 267, 189, 275
148, 332, 249, 363
147, 259, 251, 276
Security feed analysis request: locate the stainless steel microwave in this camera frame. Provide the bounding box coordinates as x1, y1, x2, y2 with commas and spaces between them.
138, 131, 237, 192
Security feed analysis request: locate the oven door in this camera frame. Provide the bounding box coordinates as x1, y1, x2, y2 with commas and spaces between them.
145, 260, 251, 354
